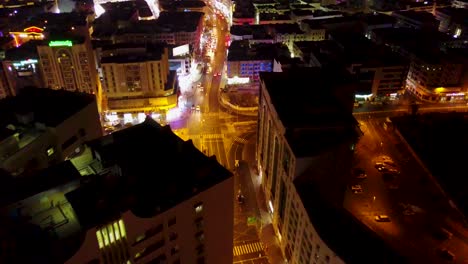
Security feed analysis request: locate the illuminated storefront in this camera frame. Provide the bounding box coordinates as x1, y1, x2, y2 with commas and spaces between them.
10, 26, 44, 47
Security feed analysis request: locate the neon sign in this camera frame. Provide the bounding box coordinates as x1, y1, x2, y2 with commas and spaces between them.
49, 40, 73, 47
23, 26, 44, 33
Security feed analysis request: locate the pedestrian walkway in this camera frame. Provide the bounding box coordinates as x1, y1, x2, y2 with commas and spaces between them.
233, 241, 264, 256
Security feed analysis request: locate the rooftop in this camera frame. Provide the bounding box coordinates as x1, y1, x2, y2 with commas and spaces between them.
74, 118, 232, 226
0, 87, 96, 128
361, 13, 396, 25
260, 68, 357, 157
269, 23, 304, 34
4, 40, 40, 61
393, 10, 438, 24
331, 32, 408, 66
227, 41, 290, 61
0, 118, 232, 263
259, 13, 292, 22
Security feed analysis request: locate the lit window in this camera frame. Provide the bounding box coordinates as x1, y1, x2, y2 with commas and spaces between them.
194, 202, 203, 213
96, 219, 127, 249
47, 147, 55, 156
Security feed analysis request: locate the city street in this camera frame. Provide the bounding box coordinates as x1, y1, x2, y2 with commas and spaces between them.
345, 115, 468, 263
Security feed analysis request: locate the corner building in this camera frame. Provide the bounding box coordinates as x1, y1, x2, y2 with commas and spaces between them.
37, 38, 99, 94
257, 68, 404, 263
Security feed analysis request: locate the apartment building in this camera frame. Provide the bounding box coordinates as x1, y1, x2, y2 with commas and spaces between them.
112, 12, 204, 48
392, 10, 439, 30
37, 38, 99, 95
227, 41, 290, 83
256, 68, 403, 263
0, 118, 233, 264
100, 43, 178, 113
406, 49, 466, 102
0, 87, 102, 176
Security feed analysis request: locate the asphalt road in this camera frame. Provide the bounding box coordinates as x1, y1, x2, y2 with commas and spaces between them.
345, 116, 468, 263
180, 7, 266, 263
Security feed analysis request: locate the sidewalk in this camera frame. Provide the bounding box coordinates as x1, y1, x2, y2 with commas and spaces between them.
243, 140, 285, 264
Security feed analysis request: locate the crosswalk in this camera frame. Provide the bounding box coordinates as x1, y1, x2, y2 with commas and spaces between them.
233, 242, 264, 256
200, 133, 225, 139
234, 136, 248, 144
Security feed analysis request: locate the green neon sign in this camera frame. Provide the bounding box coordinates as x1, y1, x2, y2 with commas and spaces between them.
48, 40, 73, 47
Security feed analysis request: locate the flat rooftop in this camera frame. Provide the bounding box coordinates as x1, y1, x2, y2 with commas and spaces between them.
0, 118, 232, 263
73, 118, 232, 226
0, 87, 96, 128
331, 32, 408, 66
260, 68, 357, 157
228, 41, 290, 61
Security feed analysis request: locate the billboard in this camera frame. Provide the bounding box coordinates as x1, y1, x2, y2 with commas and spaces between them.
173, 44, 190, 57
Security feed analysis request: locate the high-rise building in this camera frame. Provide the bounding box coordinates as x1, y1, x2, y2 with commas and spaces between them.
0, 118, 234, 264
37, 38, 99, 95
256, 68, 402, 263
0, 87, 102, 176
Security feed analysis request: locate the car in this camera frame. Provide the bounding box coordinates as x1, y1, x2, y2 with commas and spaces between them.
351, 185, 363, 194
384, 160, 397, 167
438, 249, 455, 261
196, 105, 201, 111
374, 215, 391, 222
375, 162, 385, 168
388, 183, 399, 190
353, 168, 367, 179
433, 228, 453, 241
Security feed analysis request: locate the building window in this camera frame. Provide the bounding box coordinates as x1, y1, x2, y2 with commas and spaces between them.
195, 217, 204, 230
133, 224, 164, 246
168, 217, 176, 226
96, 219, 127, 249
134, 239, 165, 260
194, 202, 203, 213
195, 231, 205, 243
196, 244, 204, 255
170, 245, 180, 255
169, 231, 178, 241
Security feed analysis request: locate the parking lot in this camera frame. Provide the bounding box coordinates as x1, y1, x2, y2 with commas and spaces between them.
344, 117, 468, 263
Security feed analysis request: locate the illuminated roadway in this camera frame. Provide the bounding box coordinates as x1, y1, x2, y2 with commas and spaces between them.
178, 6, 267, 263
345, 114, 468, 263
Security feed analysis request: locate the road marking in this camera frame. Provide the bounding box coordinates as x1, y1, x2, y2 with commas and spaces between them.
200, 133, 224, 139
233, 242, 264, 256
234, 136, 247, 144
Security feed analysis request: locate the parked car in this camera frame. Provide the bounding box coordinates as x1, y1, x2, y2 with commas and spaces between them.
374, 215, 391, 222
438, 248, 455, 261
353, 168, 367, 179
351, 185, 363, 194
433, 228, 453, 241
